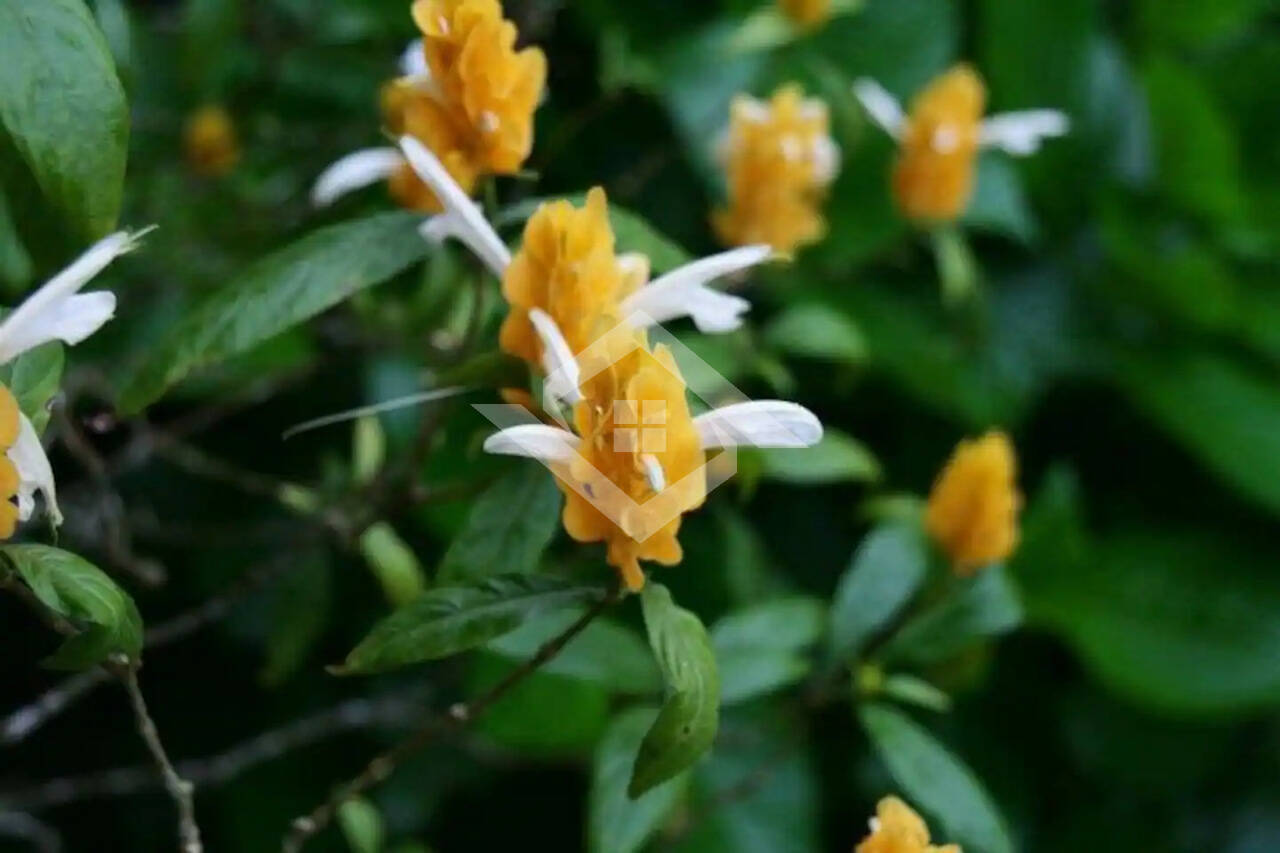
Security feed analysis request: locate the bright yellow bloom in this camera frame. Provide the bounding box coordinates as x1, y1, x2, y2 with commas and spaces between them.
925, 431, 1020, 575
856, 797, 961, 853
891, 65, 985, 223
560, 333, 706, 591
183, 104, 239, 177
0, 385, 21, 539
714, 85, 839, 254
500, 187, 638, 366
382, 81, 480, 211
779, 0, 830, 27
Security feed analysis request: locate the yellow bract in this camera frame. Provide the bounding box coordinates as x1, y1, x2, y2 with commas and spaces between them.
561, 333, 706, 592
183, 104, 239, 178
0, 385, 21, 540
779, 0, 831, 27
714, 85, 837, 254
856, 796, 961, 853
892, 64, 985, 223
924, 430, 1021, 575
388, 0, 546, 210
499, 187, 636, 364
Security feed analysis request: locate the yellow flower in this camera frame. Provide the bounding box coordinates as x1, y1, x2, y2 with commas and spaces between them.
183, 104, 239, 177
499, 187, 639, 366
561, 333, 706, 592
924, 431, 1021, 575
856, 796, 961, 853
713, 85, 839, 254
0, 386, 21, 540
382, 80, 481, 211
891, 65, 985, 224
779, 0, 830, 27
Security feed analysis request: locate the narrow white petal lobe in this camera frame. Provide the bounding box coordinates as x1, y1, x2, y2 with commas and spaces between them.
8, 413, 60, 525
483, 424, 580, 463
695, 401, 823, 449
622, 245, 769, 333
852, 78, 906, 140
979, 110, 1070, 155
528, 308, 582, 405
311, 148, 404, 207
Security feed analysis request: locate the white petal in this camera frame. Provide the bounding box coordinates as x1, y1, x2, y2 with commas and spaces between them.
979, 110, 1070, 155
9, 413, 60, 526
811, 135, 841, 185
695, 400, 823, 449
640, 454, 665, 492
483, 423, 580, 462
398, 39, 427, 79
311, 148, 404, 207
399, 136, 511, 276
528, 308, 582, 405
0, 230, 138, 363
621, 245, 768, 333
852, 78, 905, 140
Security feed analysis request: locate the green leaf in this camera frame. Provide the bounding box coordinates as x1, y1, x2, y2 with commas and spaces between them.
118, 212, 430, 413
0, 185, 33, 288
630, 583, 720, 797
487, 609, 660, 694
358, 522, 426, 608
712, 597, 824, 706
757, 429, 880, 485
471, 654, 609, 754
0, 0, 128, 238
335, 575, 605, 675
859, 703, 1014, 853
437, 464, 562, 584
881, 565, 1023, 667
828, 523, 929, 660
590, 707, 690, 853
0, 341, 63, 433
260, 556, 331, 686
2, 544, 142, 669
337, 797, 385, 853
764, 303, 866, 366
962, 154, 1036, 244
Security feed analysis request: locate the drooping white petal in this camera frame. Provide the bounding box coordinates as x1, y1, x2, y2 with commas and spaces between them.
399, 38, 427, 79
978, 110, 1070, 155
852, 78, 906, 140
811, 135, 842, 185
621, 245, 769, 333
528, 308, 581, 405
311, 148, 404, 207
8, 413, 60, 526
483, 423, 580, 463
0, 230, 139, 363
399, 136, 511, 276
695, 400, 823, 449
640, 454, 665, 492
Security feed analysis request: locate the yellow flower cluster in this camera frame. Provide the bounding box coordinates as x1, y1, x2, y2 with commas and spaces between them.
0, 386, 20, 539
183, 104, 240, 178
779, 0, 831, 28
891, 65, 985, 223
856, 797, 960, 853
387, 0, 546, 210
925, 430, 1021, 575
714, 85, 838, 254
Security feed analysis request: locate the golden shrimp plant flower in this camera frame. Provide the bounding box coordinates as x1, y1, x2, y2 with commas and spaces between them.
714, 85, 840, 254
853, 65, 1069, 223
856, 796, 961, 853
0, 232, 139, 537
313, 0, 546, 211
183, 104, 240, 178
924, 430, 1021, 576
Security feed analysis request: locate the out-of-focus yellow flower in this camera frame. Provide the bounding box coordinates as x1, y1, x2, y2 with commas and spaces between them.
892, 65, 985, 223
183, 104, 239, 177
855, 796, 961, 853
499, 188, 635, 367
0, 386, 21, 539
779, 0, 830, 27
925, 431, 1020, 575
713, 85, 839, 254
561, 333, 706, 592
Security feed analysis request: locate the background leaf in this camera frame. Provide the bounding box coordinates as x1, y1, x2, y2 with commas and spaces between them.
590, 707, 690, 853
757, 429, 880, 485
437, 464, 562, 584
487, 609, 661, 694
0, 341, 63, 433
880, 565, 1023, 667
712, 597, 824, 705
828, 523, 928, 660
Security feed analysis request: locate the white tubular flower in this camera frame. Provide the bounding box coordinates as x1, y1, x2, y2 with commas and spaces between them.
620, 245, 770, 333
527, 308, 581, 406
482, 423, 580, 462
978, 110, 1070, 155
311, 148, 405, 208
852, 78, 906, 140
399, 135, 511, 277
9, 413, 59, 525
694, 400, 823, 449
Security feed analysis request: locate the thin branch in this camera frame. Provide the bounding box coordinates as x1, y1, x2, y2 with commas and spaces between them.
281, 585, 622, 852
118, 665, 203, 853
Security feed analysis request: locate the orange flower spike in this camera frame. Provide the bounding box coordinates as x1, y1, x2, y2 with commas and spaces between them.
855, 796, 961, 853
891, 65, 986, 223
183, 104, 240, 178
924, 430, 1021, 575
714, 85, 839, 254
